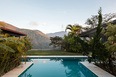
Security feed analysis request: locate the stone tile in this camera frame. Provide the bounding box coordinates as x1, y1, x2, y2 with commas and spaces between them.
27, 55, 87, 57
2, 62, 33, 77
81, 62, 115, 77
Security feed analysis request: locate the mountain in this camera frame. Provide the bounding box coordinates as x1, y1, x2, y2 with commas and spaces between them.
34, 30, 50, 38
16, 29, 51, 49
0, 21, 51, 49
46, 31, 68, 37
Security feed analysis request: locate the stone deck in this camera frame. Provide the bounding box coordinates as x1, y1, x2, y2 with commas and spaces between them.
2, 62, 33, 77
81, 62, 115, 77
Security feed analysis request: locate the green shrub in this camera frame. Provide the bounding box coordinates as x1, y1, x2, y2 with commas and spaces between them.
0, 36, 32, 76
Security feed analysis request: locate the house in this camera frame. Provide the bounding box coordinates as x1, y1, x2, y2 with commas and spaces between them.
0, 27, 27, 37
79, 20, 116, 43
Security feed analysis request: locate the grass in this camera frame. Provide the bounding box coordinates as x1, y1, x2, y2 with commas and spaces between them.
26, 50, 82, 56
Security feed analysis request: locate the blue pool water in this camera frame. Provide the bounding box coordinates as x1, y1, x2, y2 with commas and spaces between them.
19, 57, 98, 77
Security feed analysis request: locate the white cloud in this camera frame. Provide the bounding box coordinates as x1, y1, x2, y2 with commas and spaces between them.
42, 22, 47, 26
30, 21, 38, 26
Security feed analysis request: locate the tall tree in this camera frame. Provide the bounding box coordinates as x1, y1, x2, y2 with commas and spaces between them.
91, 8, 108, 63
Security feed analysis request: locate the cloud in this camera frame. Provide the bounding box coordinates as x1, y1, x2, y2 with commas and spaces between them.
30, 21, 38, 26
42, 22, 47, 26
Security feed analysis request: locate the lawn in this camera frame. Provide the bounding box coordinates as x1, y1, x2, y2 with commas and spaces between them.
26, 50, 82, 56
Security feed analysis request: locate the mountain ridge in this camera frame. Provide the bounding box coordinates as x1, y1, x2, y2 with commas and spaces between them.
34, 30, 50, 38
46, 31, 68, 37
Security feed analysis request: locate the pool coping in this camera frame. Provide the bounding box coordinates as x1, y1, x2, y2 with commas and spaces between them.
81, 62, 115, 77
2, 62, 33, 77
26, 55, 88, 58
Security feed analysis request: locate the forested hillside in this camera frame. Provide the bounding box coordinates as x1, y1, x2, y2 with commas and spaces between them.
16, 29, 51, 49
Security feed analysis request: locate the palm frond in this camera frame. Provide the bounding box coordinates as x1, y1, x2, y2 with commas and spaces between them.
65, 25, 73, 32
0, 44, 15, 53
7, 37, 23, 45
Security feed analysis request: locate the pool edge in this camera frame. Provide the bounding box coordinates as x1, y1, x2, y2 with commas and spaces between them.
81, 62, 115, 77
26, 55, 88, 58
2, 62, 33, 77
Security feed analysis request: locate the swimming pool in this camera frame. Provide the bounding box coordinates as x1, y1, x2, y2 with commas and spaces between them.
19, 57, 98, 77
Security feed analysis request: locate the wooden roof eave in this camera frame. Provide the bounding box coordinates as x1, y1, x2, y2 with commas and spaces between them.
0, 27, 27, 37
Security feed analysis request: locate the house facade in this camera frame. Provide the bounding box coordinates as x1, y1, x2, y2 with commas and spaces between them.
79, 20, 116, 43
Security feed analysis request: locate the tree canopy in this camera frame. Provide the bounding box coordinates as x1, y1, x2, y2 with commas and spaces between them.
49, 36, 63, 49
85, 13, 116, 30
65, 24, 82, 35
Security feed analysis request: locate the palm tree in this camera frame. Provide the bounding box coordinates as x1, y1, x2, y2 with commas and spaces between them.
65, 24, 82, 35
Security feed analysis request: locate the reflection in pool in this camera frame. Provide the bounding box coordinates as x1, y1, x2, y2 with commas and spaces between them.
19, 57, 97, 77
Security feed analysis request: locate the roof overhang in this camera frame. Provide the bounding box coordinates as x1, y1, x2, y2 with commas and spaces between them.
0, 27, 27, 37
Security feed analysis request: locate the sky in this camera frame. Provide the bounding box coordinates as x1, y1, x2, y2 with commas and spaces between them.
0, 0, 116, 33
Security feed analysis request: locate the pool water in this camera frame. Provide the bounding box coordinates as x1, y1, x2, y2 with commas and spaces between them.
19, 57, 98, 77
